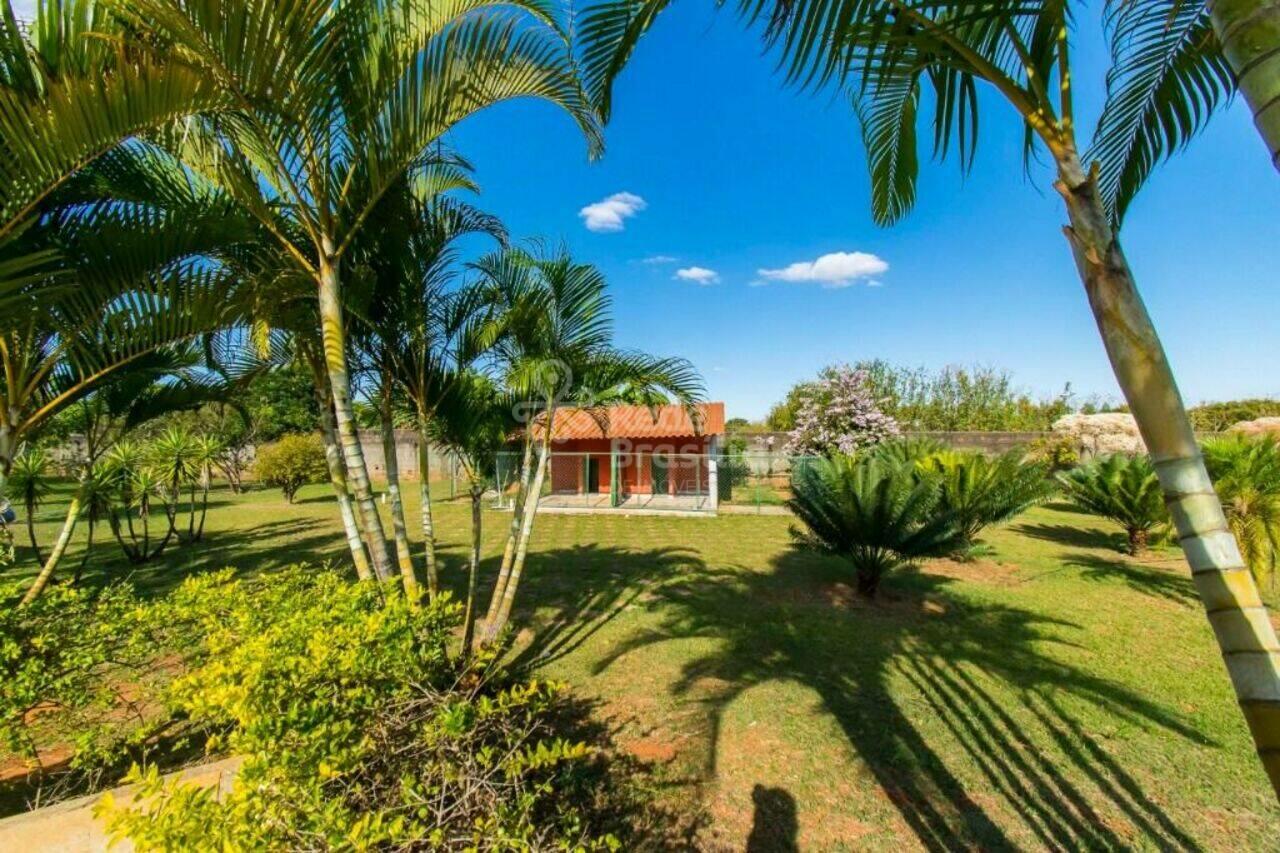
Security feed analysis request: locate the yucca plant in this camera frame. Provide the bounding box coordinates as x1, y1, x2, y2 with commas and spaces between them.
1203, 435, 1280, 590
188, 434, 223, 542
7, 448, 52, 564
100, 440, 174, 565
1058, 455, 1168, 555
147, 428, 201, 544
921, 450, 1055, 552
787, 455, 962, 598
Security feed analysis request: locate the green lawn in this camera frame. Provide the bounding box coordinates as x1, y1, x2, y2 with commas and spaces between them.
7, 481, 1280, 849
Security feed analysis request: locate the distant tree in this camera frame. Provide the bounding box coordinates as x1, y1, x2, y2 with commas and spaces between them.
784, 366, 899, 456
243, 364, 321, 442
1190, 400, 1280, 433
725, 417, 751, 432
254, 434, 328, 504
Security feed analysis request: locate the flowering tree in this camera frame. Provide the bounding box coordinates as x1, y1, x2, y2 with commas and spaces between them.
785, 365, 899, 456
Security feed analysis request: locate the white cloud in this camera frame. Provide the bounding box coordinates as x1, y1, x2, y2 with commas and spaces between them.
640, 254, 678, 265
757, 251, 889, 288
11, 0, 35, 19
675, 266, 719, 285
579, 192, 646, 232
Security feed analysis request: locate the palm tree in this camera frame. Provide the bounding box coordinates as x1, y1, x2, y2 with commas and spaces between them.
789, 455, 962, 597
1084, 0, 1280, 213
581, 0, 1280, 793
1059, 454, 1169, 555
351, 165, 507, 599
476, 247, 705, 643
114, 0, 602, 583
430, 372, 518, 654
0, 0, 229, 248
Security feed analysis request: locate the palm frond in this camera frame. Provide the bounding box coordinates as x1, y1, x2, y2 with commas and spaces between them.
1089, 0, 1233, 224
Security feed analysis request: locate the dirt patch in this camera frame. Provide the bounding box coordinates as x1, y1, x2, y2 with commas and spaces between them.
920, 557, 1019, 585
624, 738, 680, 764
0, 745, 73, 783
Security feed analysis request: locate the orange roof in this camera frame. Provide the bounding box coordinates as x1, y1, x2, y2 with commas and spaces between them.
539, 403, 725, 441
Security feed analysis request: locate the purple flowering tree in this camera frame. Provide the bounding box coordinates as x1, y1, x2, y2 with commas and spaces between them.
784, 365, 899, 456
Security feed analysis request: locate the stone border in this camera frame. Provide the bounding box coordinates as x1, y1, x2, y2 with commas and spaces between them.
0, 756, 241, 852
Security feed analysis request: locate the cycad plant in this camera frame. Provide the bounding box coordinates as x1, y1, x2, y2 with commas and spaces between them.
1058, 454, 1168, 555
1203, 435, 1280, 590
870, 436, 946, 466
921, 450, 1054, 552
788, 455, 962, 598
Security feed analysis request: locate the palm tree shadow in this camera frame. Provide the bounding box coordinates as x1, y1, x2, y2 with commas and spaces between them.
1012, 521, 1125, 553
576, 545, 1208, 850
1063, 552, 1199, 607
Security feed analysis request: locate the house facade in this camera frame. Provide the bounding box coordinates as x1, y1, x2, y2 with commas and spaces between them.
537, 402, 725, 512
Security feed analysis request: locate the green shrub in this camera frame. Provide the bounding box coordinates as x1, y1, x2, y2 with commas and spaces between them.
252, 433, 327, 502
0, 581, 175, 797
1026, 433, 1080, 472
787, 456, 962, 597
921, 450, 1054, 550
1058, 455, 1168, 555
1202, 435, 1280, 588
103, 568, 636, 850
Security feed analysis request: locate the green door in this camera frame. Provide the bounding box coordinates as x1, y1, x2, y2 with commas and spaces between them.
651, 456, 668, 495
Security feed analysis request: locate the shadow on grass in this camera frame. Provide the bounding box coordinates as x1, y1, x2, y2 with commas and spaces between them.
499, 540, 1208, 850
1062, 552, 1198, 607
1012, 521, 1125, 553
11, 516, 347, 601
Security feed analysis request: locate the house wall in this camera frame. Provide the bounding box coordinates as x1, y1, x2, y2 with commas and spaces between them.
551, 436, 716, 496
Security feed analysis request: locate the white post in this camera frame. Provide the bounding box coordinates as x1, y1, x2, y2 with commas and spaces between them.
707, 436, 719, 513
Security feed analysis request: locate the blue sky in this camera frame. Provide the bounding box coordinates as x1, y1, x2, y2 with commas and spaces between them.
18, 0, 1272, 420
445, 3, 1280, 421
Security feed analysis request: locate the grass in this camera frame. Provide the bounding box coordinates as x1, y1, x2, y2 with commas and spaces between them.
6, 483, 1280, 849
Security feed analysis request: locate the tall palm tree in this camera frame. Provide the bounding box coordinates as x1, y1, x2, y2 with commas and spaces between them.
351, 163, 507, 598
115, 0, 602, 582
581, 0, 1280, 793
429, 371, 518, 653
476, 247, 705, 642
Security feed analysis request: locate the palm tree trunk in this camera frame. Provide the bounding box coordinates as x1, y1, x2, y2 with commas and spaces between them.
1057, 153, 1280, 794
1210, 0, 1280, 169
318, 251, 392, 580
20, 489, 82, 605
25, 498, 43, 565
462, 483, 483, 655
417, 420, 439, 599
195, 465, 211, 541
380, 382, 420, 599
483, 431, 534, 636
487, 429, 551, 641
314, 359, 372, 580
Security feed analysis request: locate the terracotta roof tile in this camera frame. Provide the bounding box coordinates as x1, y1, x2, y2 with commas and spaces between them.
538, 403, 724, 440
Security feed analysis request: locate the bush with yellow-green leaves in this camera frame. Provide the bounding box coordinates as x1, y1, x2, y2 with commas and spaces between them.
97, 568, 640, 850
